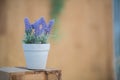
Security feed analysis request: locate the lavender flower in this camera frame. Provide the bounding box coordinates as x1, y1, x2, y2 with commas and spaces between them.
32, 20, 42, 36
45, 19, 55, 34
23, 17, 55, 44
24, 18, 32, 31
32, 17, 46, 36
40, 17, 47, 28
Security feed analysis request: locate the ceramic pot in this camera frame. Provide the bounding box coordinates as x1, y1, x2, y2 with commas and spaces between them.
23, 44, 50, 69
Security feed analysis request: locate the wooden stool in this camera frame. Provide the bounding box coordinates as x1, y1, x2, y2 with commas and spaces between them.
0, 67, 61, 80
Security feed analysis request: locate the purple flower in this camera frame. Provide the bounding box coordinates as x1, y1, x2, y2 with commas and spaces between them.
44, 19, 55, 34
24, 18, 32, 31
32, 17, 45, 36
24, 17, 55, 36
23, 17, 55, 44
47, 19, 55, 33
41, 17, 47, 28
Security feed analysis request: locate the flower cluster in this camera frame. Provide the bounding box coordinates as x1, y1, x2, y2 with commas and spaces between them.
23, 17, 55, 44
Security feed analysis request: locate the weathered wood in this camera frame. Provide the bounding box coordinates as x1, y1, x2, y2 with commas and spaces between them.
0, 67, 61, 80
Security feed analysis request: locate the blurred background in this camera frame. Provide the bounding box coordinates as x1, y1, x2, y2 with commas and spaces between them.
0, 0, 114, 80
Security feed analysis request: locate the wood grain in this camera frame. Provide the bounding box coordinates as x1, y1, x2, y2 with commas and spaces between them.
0, 0, 6, 35
0, 67, 61, 80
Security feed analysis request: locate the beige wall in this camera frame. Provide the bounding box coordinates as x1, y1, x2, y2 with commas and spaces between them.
0, 0, 114, 80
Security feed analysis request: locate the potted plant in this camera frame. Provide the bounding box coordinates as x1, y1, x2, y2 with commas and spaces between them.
23, 17, 55, 69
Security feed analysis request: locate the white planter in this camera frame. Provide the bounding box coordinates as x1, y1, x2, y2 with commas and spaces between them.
23, 44, 50, 69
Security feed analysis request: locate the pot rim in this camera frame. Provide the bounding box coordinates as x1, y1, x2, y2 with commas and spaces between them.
23, 43, 50, 51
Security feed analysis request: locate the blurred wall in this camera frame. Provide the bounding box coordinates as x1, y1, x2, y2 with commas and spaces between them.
0, 0, 113, 80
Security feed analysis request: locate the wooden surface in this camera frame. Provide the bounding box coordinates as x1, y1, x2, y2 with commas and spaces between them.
0, 0, 113, 80
0, 67, 61, 80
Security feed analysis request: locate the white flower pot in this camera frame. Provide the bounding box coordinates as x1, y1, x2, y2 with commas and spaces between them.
23, 44, 50, 69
